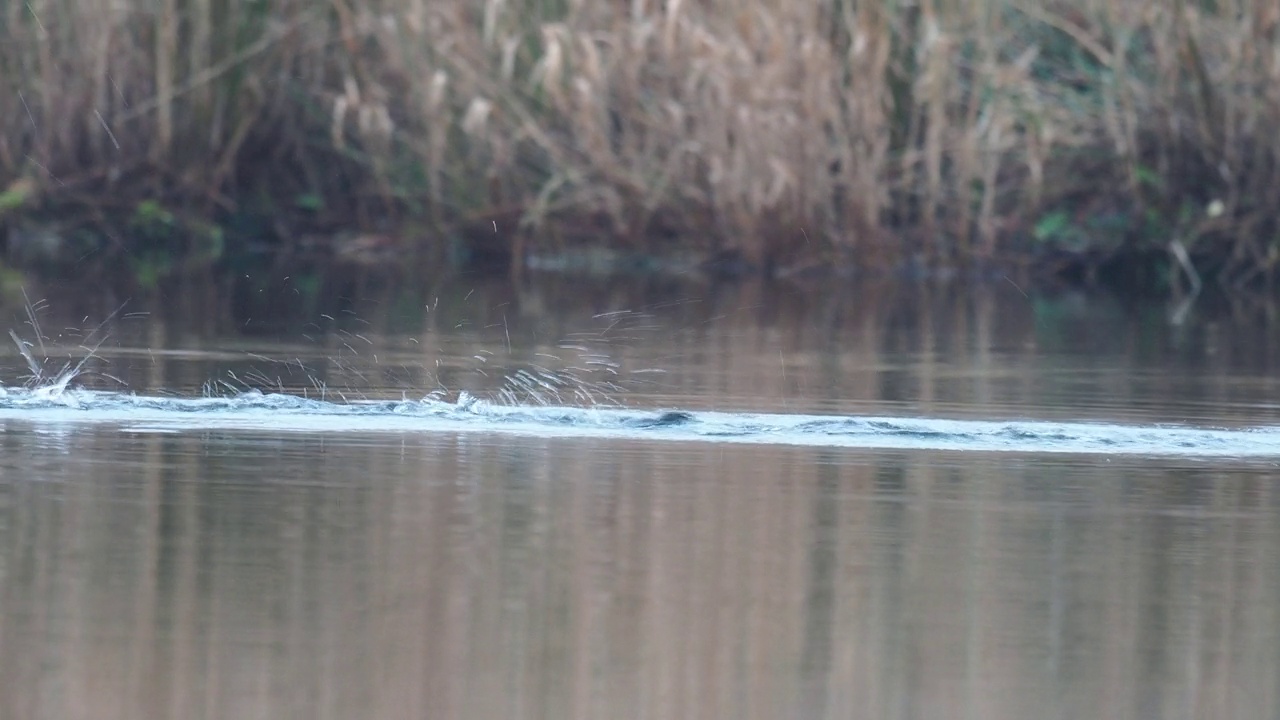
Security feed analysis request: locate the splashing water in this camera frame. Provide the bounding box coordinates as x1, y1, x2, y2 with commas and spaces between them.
0, 377, 1275, 457
3, 311, 1279, 458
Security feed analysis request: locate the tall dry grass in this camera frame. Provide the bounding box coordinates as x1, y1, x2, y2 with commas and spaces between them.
1, 0, 1279, 279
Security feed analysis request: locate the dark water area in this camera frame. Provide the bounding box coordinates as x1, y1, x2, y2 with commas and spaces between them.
1, 272, 1280, 719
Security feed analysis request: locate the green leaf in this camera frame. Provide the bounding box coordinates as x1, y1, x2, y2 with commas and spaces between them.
295, 193, 324, 211
1033, 210, 1070, 242
134, 200, 174, 227
1134, 165, 1162, 190
0, 178, 36, 215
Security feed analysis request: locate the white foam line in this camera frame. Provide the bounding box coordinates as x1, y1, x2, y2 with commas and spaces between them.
0, 397, 1276, 457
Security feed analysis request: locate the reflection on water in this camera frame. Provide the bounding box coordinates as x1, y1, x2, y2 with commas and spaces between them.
5, 273, 1280, 425
1, 431, 1278, 720
1, 275, 1280, 719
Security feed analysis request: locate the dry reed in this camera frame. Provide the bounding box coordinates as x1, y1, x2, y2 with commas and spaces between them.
1, 0, 1278, 281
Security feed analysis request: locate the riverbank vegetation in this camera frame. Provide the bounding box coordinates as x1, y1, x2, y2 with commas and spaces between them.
1, 0, 1278, 287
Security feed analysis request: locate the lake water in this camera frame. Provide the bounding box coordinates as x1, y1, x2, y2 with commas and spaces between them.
1, 273, 1279, 720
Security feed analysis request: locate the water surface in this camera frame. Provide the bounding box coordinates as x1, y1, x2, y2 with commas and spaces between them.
1, 275, 1278, 719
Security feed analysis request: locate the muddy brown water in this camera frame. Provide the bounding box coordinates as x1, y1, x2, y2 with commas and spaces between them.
0, 274, 1278, 720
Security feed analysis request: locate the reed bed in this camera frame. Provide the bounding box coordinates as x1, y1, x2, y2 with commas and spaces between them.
0, 0, 1278, 282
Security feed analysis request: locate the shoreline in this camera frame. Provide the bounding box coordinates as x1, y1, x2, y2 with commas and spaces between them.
0, 206, 1195, 294
2, 1, 1276, 291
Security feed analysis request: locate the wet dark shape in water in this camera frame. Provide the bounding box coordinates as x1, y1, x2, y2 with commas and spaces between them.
0, 386, 1275, 457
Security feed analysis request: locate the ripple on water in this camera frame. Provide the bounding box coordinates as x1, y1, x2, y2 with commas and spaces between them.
0, 387, 1275, 457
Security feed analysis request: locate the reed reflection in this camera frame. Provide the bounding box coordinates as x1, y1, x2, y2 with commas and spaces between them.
0, 429, 1277, 720
6, 276, 1280, 427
